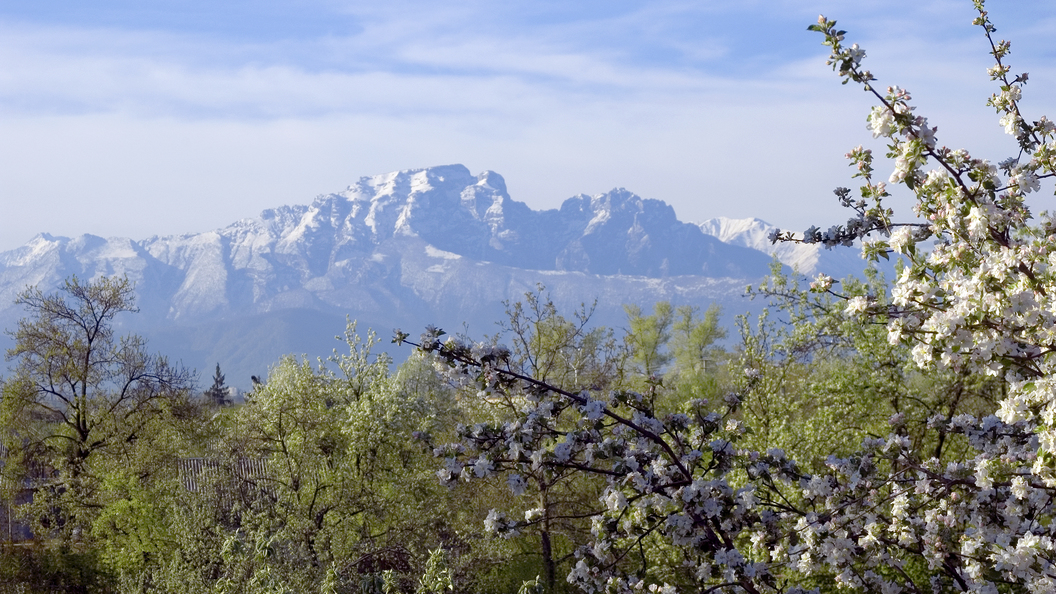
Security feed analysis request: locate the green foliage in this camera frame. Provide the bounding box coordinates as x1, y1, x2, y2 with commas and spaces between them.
4, 262, 1005, 594
0, 545, 111, 594
622, 300, 727, 409
416, 548, 454, 594
91, 468, 174, 575
500, 287, 619, 393
670, 303, 725, 376
1, 276, 194, 542
99, 319, 490, 593
623, 301, 673, 378
739, 266, 1001, 468
516, 575, 544, 594
358, 569, 399, 594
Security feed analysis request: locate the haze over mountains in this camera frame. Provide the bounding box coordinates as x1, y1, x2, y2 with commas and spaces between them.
0, 165, 871, 387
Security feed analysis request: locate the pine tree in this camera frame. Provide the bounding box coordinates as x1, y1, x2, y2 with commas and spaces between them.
205, 363, 230, 407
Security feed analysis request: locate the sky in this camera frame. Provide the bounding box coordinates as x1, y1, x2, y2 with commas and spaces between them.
1, 1, 1055, 252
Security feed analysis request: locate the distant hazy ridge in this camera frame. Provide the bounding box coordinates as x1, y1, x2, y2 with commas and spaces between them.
0, 165, 869, 386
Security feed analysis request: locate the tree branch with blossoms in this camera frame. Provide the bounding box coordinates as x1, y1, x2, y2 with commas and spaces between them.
396, 2, 1056, 592
397, 321, 1056, 592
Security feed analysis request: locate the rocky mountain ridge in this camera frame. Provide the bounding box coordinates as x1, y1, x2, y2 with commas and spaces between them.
0, 165, 864, 386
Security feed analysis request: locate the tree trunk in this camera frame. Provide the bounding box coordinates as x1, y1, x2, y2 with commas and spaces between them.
540, 488, 555, 593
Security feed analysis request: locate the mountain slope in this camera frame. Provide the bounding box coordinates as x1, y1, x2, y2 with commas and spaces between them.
0, 165, 780, 386
698, 216, 891, 279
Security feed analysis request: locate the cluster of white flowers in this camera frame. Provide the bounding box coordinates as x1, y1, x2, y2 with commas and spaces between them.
808, 273, 834, 293
844, 295, 870, 316
800, 5, 1056, 591
887, 225, 915, 253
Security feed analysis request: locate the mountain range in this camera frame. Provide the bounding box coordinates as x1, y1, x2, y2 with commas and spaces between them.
0, 164, 870, 387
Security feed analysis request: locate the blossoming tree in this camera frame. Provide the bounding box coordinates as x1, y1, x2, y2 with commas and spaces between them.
399, 2, 1056, 591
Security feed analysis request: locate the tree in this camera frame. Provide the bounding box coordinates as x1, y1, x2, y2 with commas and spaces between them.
204, 363, 231, 408
138, 321, 478, 593
500, 288, 620, 394
670, 304, 725, 380
632, 302, 727, 405
492, 290, 618, 593
740, 266, 1001, 470
399, 3, 1056, 592
0, 275, 193, 540
623, 302, 674, 380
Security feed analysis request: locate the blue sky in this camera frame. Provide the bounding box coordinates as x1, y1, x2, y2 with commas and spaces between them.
1, 1, 1054, 251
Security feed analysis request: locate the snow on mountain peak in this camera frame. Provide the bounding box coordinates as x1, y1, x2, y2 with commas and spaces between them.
2, 171, 785, 312
698, 217, 773, 246
0, 164, 802, 386
698, 216, 888, 279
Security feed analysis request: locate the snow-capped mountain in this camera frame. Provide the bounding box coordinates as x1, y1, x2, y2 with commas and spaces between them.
698, 216, 890, 280
0, 165, 783, 386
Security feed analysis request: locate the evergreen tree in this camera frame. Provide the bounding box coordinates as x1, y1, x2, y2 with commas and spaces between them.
205, 363, 230, 407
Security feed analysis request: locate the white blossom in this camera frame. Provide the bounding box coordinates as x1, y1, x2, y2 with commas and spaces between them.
868, 106, 896, 138
845, 296, 869, 315
888, 226, 915, 253
507, 473, 527, 496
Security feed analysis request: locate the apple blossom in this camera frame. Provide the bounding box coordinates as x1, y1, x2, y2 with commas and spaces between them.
396, 3, 1056, 592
